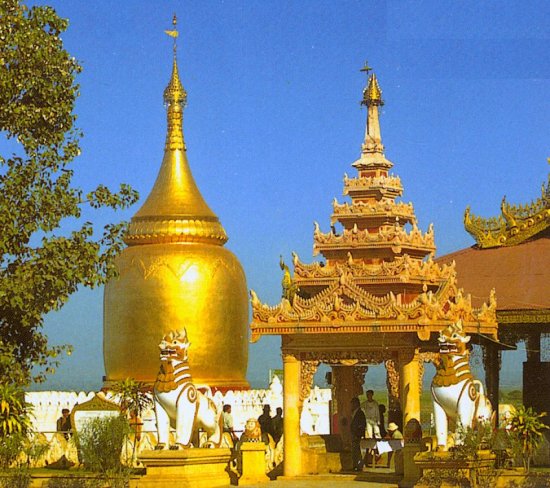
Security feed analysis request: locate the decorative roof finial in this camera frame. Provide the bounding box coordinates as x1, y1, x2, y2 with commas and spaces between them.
164, 13, 179, 56
360, 61, 384, 107
360, 60, 372, 76
352, 62, 392, 167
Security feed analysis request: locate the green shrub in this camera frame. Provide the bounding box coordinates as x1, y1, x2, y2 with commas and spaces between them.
454, 422, 495, 459
74, 415, 131, 486
508, 405, 548, 472
0, 434, 25, 470
0, 467, 31, 488
46, 477, 102, 488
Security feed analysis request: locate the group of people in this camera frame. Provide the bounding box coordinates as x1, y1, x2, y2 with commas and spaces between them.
350, 390, 403, 472
222, 403, 284, 445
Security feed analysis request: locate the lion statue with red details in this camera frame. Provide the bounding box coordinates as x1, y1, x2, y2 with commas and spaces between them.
431, 320, 493, 451
153, 329, 223, 449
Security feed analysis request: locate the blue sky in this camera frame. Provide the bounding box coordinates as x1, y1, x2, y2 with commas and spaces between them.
30, 1, 550, 390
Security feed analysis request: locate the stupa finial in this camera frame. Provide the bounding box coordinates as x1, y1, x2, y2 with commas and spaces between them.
358, 62, 385, 157
361, 64, 384, 107
163, 14, 187, 150
164, 13, 179, 56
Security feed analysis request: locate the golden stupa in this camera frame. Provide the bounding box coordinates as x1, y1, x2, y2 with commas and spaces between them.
103, 22, 249, 389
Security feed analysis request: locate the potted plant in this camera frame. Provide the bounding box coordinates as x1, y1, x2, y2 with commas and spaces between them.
507, 405, 548, 472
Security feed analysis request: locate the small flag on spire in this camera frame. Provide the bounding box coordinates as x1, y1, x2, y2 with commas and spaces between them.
165, 14, 179, 38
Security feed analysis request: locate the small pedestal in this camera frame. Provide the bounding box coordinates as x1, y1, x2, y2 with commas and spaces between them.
300, 435, 341, 474
136, 448, 232, 487
414, 450, 496, 488
399, 443, 422, 487
239, 442, 269, 485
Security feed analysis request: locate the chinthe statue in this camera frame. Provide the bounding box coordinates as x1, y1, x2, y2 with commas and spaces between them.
431, 320, 493, 450
153, 329, 223, 449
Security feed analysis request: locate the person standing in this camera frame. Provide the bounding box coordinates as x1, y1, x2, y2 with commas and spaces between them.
385, 422, 404, 468
258, 404, 274, 439
222, 404, 237, 443
364, 390, 381, 438
271, 407, 283, 444
378, 404, 387, 438
350, 397, 366, 471
56, 408, 72, 440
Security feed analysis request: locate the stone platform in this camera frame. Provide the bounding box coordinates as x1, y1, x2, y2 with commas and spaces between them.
135, 448, 232, 487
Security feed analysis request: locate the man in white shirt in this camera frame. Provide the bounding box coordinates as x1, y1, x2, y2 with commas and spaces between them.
222, 404, 237, 442
364, 389, 381, 439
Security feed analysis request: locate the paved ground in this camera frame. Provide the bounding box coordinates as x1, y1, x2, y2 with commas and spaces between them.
235, 470, 401, 487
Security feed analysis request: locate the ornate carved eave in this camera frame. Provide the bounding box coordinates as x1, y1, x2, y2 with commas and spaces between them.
464, 173, 550, 248
292, 252, 456, 282
331, 199, 416, 225
313, 222, 435, 255
250, 276, 497, 342
343, 173, 403, 196
251, 317, 497, 344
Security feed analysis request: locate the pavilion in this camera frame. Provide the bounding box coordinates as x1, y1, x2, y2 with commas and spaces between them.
250, 67, 498, 477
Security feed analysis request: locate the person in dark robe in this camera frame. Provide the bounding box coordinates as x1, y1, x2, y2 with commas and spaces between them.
271, 407, 283, 443
258, 404, 274, 439
350, 397, 366, 471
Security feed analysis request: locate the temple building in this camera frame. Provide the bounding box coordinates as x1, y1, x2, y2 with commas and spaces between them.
438, 168, 550, 417
103, 27, 249, 390
250, 67, 498, 477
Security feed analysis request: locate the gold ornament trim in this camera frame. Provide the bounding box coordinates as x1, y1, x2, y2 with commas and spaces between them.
300, 360, 319, 403
497, 309, 550, 324
125, 216, 228, 245
464, 171, 550, 248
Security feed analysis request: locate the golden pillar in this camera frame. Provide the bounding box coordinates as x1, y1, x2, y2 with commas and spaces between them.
332, 365, 361, 448
400, 349, 421, 428
283, 354, 302, 477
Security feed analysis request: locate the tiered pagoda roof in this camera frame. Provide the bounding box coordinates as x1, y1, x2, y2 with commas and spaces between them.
438, 165, 550, 326
250, 68, 497, 343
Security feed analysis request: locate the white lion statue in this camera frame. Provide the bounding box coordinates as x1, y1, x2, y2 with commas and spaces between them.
153, 329, 222, 449
431, 320, 493, 450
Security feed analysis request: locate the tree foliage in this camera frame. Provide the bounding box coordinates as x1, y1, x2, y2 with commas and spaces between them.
0, 0, 138, 385
0, 384, 30, 437
508, 405, 548, 472
112, 378, 153, 419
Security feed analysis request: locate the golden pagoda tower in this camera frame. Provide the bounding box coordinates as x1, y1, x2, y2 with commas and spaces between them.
103, 19, 248, 389
251, 68, 496, 340
250, 68, 497, 474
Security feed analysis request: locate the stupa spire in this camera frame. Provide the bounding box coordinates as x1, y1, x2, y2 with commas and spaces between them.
163, 15, 187, 151
353, 62, 392, 169
125, 15, 228, 245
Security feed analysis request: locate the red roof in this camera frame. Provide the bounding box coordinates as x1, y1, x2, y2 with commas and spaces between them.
437, 237, 550, 311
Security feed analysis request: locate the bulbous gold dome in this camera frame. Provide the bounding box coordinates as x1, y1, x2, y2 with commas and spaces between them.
103, 50, 249, 389
103, 243, 248, 388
